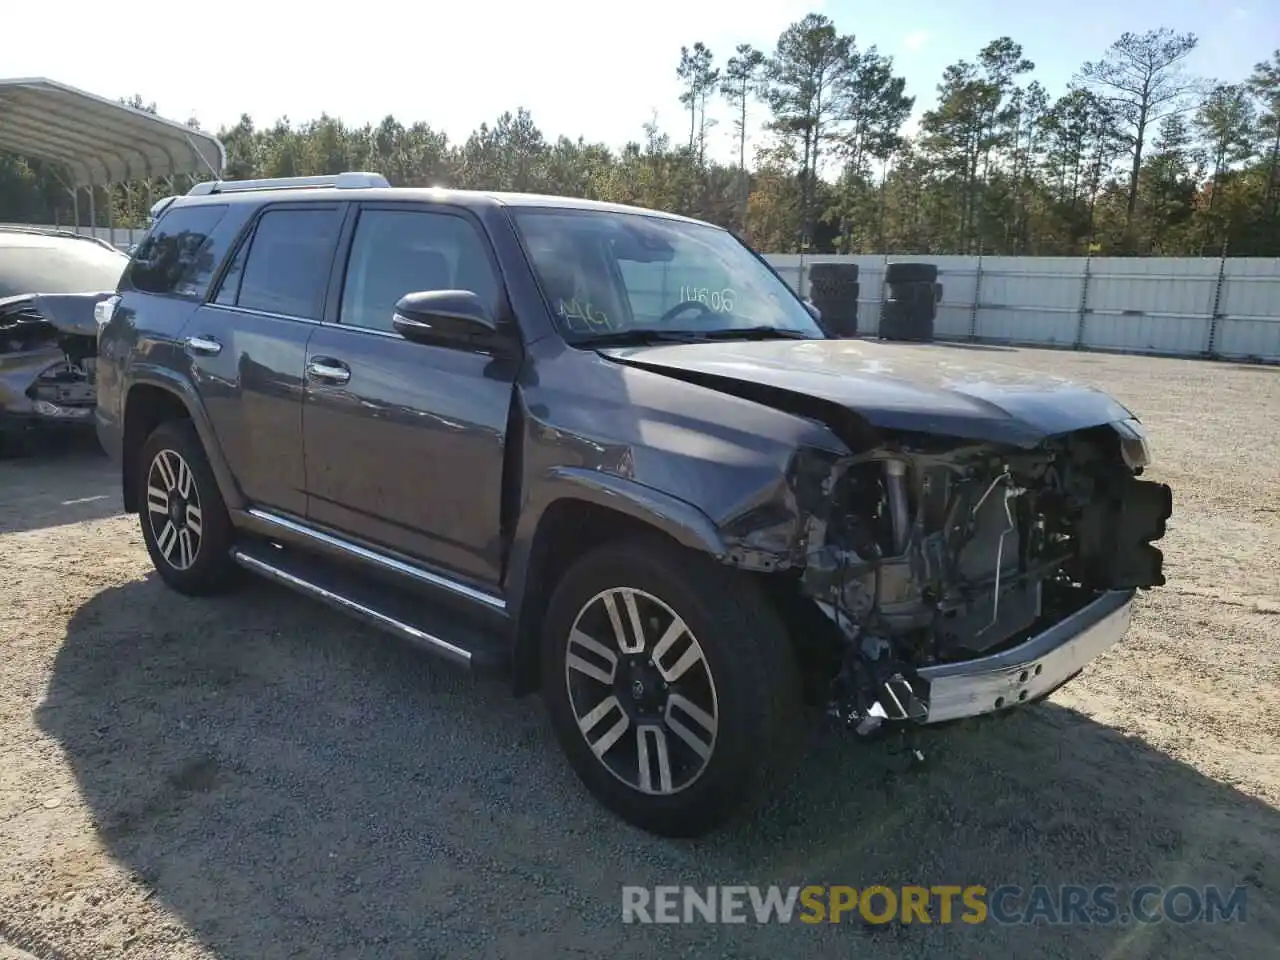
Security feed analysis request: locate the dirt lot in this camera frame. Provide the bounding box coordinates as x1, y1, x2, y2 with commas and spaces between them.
1, 346, 1277, 960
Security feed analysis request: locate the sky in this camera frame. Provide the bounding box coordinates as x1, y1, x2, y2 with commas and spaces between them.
4, 0, 1276, 167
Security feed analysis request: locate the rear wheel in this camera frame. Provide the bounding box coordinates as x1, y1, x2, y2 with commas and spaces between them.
136, 418, 237, 594
541, 535, 802, 837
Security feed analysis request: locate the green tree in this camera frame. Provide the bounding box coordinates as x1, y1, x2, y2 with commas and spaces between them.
723, 44, 767, 172
1077, 28, 1201, 244
676, 43, 720, 166
3, 16, 1279, 258
1246, 50, 1280, 216
764, 13, 855, 249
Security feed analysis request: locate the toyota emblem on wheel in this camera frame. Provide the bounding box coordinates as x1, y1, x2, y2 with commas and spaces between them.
564, 587, 719, 796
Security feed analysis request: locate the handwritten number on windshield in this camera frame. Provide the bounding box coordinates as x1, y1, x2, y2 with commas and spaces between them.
678, 286, 736, 313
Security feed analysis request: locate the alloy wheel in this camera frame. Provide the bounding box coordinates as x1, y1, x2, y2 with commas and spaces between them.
145, 449, 203, 571
564, 587, 719, 795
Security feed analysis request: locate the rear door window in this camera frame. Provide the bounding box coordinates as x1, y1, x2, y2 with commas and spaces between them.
126, 204, 229, 297
231, 207, 345, 318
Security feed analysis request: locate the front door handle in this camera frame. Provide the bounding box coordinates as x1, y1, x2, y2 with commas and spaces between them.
184, 335, 222, 356
306, 358, 351, 384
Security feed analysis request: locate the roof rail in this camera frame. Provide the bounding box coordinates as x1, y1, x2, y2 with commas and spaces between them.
0, 224, 122, 253
149, 195, 177, 222
186, 171, 391, 196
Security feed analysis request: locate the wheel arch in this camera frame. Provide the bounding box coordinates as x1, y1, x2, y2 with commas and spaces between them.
506, 468, 730, 696
121, 371, 243, 514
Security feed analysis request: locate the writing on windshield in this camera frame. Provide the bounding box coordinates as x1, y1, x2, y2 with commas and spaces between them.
677, 286, 736, 313
512, 208, 823, 341
556, 297, 614, 331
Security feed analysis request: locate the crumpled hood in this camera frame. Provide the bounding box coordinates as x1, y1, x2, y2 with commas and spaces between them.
30, 292, 114, 338
599, 338, 1136, 448
0, 291, 114, 340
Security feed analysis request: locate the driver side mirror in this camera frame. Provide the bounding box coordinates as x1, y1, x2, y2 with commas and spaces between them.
393, 290, 499, 350
803, 299, 822, 321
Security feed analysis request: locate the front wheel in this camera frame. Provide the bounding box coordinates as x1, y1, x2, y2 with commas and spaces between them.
541, 536, 802, 837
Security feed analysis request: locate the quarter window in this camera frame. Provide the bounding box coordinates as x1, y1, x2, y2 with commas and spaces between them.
339, 209, 499, 333
126, 204, 229, 297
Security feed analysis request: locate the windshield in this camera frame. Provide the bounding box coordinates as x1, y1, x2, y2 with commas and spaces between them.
511, 209, 825, 341
0, 236, 128, 298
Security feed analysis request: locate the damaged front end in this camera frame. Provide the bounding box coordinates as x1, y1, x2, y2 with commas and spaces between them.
0, 293, 106, 436
792, 421, 1171, 734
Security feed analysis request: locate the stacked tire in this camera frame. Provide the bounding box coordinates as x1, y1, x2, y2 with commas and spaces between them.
879, 262, 940, 342
807, 263, 859, 337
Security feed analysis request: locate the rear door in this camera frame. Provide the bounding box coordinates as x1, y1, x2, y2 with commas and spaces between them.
191, 202, 347, 516
300, 201, 519, 588
102, 202, 237, 453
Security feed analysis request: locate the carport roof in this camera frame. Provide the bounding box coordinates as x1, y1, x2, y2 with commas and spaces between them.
0, 77, 225, 187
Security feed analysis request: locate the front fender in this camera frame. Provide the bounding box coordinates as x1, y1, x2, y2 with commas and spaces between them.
504, 466, 733, 696
505, 465, 727, 619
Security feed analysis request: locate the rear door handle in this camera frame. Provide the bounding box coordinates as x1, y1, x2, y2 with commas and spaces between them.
184, 335, 222, 356
306, 357, 351, 384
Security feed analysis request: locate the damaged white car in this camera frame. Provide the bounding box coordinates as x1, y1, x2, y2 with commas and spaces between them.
0, 227, 124, 453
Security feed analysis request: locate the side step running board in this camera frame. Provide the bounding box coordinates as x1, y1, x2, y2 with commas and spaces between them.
231, 541, 509, 672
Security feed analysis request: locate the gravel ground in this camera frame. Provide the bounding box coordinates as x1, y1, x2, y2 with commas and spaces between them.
1, 346, 1277, 960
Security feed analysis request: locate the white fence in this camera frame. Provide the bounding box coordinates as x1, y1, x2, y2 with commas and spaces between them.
9, 224, 1278, 362
765, 254, 1280, 363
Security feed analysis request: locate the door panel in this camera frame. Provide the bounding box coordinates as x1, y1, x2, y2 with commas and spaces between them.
303, 327, 512, 584
189, 202, 346, 516
302, 203, 517, 588
184, 305, 314, 515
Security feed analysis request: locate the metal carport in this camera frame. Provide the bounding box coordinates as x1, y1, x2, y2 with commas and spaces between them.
0, 76, 225, 243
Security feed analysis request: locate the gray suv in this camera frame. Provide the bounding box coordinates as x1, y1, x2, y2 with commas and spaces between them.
95, 172, 1172, 837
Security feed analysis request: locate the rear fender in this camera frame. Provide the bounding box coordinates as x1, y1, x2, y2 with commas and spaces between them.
122, 368, 246, 514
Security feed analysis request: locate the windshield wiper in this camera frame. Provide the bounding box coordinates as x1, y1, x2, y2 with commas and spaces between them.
694, 326, 816, 341
571, 329, 713, 347
575, 326, 816, 347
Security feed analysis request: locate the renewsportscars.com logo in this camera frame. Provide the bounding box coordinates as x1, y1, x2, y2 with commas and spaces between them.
621, 884, 1249, 926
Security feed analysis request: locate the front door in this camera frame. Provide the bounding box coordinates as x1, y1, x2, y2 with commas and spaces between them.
301, 203, 519, 590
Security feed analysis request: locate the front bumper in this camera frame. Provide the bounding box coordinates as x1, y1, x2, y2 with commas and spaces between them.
915, 589, 1134, 724
1, 405, 97, 434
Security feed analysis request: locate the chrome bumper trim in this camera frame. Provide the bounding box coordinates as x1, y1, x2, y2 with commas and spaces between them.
916, 590, 1135, 724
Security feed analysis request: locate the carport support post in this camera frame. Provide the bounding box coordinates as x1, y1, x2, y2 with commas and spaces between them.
87, 185, 96, 241
107, 182, 115, 250
1074, 253, 1092, 350
969, 253, 983, 341
1206, 238, 1228, 360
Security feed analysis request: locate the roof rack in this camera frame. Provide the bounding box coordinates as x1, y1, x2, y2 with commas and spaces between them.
186, 171, 391, 196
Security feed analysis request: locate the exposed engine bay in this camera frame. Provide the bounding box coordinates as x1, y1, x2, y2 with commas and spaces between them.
796, 423, 1172, 733
0, 293, 103, 425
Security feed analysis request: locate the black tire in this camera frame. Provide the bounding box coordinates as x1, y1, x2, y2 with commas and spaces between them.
136, 418, 238, 595
541, 535, 803, 837
809, 266, 861, 338
809, 261, 859, 284
884, 261, 938, 284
